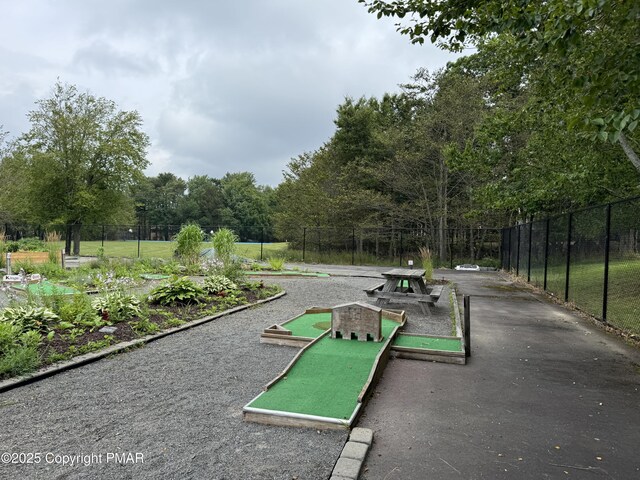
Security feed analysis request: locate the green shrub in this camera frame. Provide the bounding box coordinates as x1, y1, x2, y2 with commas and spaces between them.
148, 277, 205, 305
7, 237, 47, 252
203, 275, 238, 295
174, 224, 204, 265
56, 294, 102, 328
33, 262, 66, 280
91, 292, 142, 322
130, 317, 160, 335
0, 322, 22, 354
0, 326, 42, 379
0, 306, 59, 334
0, 344, 40, 378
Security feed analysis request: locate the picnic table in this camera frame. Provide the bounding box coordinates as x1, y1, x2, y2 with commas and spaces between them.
364, 268, 444, 315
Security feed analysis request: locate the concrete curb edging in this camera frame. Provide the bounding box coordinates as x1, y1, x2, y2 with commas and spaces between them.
0, 291, 287, 394
330, 427, 374, 479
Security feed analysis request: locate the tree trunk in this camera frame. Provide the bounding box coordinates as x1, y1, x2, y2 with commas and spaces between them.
65, 225, 72, 255
72, 223, 81, 256
619, 132, 640, 173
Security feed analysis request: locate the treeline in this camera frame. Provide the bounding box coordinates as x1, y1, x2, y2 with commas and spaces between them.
275, 1, 640, 258
132, 171, 275, 241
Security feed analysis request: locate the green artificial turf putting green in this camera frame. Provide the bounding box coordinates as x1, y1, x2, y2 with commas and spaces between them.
393, 334, 462, 352
13, 281, 80, 296
139, 273, 171, 280
248, 319, 399, 420
281, 312, 332, 338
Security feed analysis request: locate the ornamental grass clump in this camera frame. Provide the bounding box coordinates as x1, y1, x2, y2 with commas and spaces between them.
419, 246, 433, 281
174, 223, 204, 265
211, 228, 244, 282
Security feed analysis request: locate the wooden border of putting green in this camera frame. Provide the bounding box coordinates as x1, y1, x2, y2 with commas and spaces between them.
260, 306, 331, 347
0, 291, 287, 394
391, 289, 466, 364
248, 271, 330, 278
244, 313, 406, 430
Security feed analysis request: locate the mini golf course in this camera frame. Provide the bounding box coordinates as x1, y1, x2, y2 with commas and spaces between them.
246, 300, 468, 429
245, 314, 404, 429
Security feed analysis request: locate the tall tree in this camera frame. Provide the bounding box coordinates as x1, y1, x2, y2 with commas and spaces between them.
359, 0, 640, 171
219, 172, 273, 241
17, 81, 149, 254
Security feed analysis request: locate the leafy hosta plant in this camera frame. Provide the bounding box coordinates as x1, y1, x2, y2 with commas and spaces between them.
203, 275, 238, 295
92, 291, 142, 323
0, 306, 59, 334
148, 277, 205, 306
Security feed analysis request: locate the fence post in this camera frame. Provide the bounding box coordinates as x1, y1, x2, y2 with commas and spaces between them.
515, 226, 521, 276
352, 228, 355, 266
302, 227, 306, 263
260, 227, 264, 261
464, 295, 471, 357
137, 224, 141, 258
508, 227, 513, 270
564, 212, 573, 302
543, 218, 550, 291
602, 204, 612, 322
101, 225, 105, 248
527, 221, 533, 282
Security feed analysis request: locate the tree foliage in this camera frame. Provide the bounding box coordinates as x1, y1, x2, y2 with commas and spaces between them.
7, 81, 150, 253
360, 0, 640, 166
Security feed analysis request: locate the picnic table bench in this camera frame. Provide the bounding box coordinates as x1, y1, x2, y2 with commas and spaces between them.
364, 268, 444, 315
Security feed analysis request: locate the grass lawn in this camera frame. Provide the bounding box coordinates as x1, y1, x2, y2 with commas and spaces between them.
516, 258, 640, 334
45, 241, 289, 261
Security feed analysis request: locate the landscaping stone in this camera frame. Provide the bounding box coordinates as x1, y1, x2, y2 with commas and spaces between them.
341, 440, 369, 462
349, 427, 374, 446
332, 457, 362, 480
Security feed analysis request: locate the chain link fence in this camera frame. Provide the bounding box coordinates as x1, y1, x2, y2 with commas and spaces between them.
501, 196, 640, 336
1, 222, 501, 268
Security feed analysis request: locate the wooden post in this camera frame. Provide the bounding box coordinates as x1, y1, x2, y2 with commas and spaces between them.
6, 252, 11, 275
463, 295, 471, 357
60, 249, 66, 269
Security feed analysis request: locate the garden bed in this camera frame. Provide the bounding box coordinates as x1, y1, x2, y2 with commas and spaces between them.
0, 279, 283, 383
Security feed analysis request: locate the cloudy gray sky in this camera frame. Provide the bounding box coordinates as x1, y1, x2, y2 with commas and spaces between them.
1, 0, 461, 186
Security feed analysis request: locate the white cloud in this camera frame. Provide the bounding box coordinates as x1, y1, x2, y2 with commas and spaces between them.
0, 0, 463, 186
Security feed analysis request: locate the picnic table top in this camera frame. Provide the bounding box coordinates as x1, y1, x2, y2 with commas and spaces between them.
381, 268, 426, 279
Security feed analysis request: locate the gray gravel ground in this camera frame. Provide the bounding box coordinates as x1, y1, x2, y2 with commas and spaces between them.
0, 275, 452, 480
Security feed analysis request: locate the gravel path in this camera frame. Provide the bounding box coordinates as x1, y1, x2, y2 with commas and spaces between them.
0, 275, 452, 480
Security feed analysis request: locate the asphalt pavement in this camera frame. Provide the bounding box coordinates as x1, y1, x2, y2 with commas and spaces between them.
358, 270, 640, 479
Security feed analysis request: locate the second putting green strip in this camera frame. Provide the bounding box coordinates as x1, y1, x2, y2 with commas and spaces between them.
248, 318, 399, 420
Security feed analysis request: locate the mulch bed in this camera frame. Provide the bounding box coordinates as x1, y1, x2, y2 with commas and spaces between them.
36, 285, 276, 366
